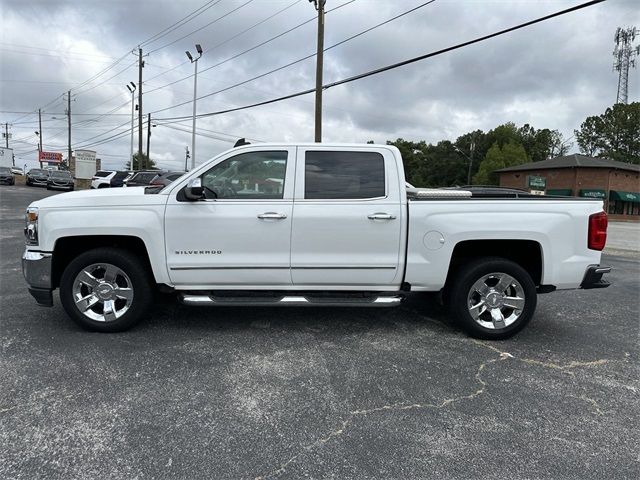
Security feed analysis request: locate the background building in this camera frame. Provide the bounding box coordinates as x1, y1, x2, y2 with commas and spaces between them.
497, 154, 640, 221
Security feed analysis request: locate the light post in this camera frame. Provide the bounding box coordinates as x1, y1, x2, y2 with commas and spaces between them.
126, 82, 136, 168
186, 44, 203, 170
35, 131, 42, 168
454, 143, 475, 185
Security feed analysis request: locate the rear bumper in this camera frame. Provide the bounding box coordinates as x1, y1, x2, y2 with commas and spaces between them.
580, 265, 611, 289
22, 250, 54, 306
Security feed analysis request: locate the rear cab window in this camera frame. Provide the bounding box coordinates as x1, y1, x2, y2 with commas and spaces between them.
304, 151, 385, 199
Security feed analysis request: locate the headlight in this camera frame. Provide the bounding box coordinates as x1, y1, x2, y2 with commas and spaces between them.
24, 207, 39, 245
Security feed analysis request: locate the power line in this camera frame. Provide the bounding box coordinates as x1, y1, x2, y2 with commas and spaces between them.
148, 0, 256, 54
156, 0, 606, 122
143, 0, 355, 96
151, 0, 437, 114
139, 0, 223, 47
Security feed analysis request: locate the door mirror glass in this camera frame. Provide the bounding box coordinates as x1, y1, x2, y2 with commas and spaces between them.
184, 177, 205, 201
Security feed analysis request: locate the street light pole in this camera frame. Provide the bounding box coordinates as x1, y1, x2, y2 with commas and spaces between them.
126, 82, 136, 168
310, 0, 326, 142
186, 44, 203, 170
454, 142, 475, 185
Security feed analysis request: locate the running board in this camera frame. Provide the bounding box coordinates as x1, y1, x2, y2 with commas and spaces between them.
178, 293, 404, 307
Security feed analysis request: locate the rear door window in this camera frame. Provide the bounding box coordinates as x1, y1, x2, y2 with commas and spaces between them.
304, 151, 385, 199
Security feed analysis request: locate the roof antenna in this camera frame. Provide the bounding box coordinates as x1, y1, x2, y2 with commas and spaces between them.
234, 138, 250, 147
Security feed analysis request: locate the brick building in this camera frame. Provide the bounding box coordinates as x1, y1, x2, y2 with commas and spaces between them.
496, 154, 640, 221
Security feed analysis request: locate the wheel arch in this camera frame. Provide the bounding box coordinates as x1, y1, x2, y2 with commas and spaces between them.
445, 239, 543, 287
52, 235, 156, 289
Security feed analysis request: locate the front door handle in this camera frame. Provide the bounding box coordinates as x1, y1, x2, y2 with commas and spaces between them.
368, 213, 397, 220
258, 212, 287, 220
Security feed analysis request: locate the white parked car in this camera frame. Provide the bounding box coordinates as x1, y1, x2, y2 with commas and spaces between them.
90, 170, 115, 189
22, 143, 610, 339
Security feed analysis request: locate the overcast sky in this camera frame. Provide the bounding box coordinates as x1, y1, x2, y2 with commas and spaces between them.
1, 0, 638, 171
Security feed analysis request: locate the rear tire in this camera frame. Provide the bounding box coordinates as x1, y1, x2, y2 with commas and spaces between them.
59, 248, 153, 332
445, 257, 537, 340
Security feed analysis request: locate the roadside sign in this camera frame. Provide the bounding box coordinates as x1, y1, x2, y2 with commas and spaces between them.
39, 151, 63, 163
75, 149, 97, 179
0, 146, 13, 167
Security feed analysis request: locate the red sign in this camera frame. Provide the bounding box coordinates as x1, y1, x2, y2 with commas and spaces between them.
39, 151, 63, 163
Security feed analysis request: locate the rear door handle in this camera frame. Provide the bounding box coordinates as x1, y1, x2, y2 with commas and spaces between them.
258, 212, 287, 220
368, 213, 396, 220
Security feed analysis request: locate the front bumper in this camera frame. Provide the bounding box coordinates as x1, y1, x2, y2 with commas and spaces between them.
48, 182, 74, 190
22, 250, 53, 306
580, 265, 611, 289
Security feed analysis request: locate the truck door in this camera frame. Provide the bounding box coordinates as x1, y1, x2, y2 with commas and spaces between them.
290, 147, 404, 288
164, 147, 295, 287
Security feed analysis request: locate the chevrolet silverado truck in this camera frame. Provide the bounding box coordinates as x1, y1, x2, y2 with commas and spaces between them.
22, 143, 611, 339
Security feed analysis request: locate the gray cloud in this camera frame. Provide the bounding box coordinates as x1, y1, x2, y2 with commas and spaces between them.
1, 0, 639, 171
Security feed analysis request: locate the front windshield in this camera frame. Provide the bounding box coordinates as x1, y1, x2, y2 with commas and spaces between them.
30, 169, 47, 175
51, 171, 71, 178
0, 167, 10, 174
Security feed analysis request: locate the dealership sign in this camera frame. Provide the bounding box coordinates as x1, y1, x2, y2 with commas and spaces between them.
39, 151, 63, 163
75, 149, 98, 179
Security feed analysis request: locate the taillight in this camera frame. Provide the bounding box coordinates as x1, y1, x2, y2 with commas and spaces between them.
588, 211, 608, 251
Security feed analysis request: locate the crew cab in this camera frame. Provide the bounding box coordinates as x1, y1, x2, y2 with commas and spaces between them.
22, 143, 610, 339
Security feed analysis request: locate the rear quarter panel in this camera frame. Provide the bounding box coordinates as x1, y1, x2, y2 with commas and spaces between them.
405, 199, 605, 290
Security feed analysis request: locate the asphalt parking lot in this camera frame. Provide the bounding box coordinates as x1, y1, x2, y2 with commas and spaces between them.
1, 185, 639, 479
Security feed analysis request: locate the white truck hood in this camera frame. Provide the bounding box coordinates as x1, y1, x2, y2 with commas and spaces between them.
31, 187, 169, 209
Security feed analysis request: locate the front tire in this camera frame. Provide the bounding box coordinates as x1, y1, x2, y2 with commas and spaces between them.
59, 248, 153, 332
446, 257, 537, 340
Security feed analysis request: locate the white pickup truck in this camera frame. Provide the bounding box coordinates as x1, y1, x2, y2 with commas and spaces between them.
22, 143, 611, 339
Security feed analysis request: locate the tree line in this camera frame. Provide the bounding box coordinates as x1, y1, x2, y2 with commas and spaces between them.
381, 102, 639, 187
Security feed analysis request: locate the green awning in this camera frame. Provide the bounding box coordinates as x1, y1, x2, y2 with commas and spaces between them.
579, 189, 606, 199
547, 189, 573, 196
610, 190, 640, 203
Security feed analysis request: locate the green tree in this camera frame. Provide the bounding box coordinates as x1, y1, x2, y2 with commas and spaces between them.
574, 102, 640, 163
473, 141, 529, 185
126, 152, 157, 170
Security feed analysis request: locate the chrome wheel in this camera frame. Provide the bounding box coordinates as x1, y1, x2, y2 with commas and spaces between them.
72, 263, 134, 322
467, 272, 525, 330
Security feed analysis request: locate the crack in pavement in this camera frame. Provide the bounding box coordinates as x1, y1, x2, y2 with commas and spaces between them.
256, 338, 619, 480
256, 351, 511, 480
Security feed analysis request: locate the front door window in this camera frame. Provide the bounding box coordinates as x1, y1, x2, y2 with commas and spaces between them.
201, 151, 287, 200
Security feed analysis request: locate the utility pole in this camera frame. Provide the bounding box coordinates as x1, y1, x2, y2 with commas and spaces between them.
311, 0, 326, 142
186, 44, 203, 170
467, 141, 475, 185
613, 27, 639, 104
37, 108, 43, 168
146, 113, 151, 169
138, 47, 144, 160
67, 91, 72, 171
5, 123, 13, 166
126, 82, 136, 168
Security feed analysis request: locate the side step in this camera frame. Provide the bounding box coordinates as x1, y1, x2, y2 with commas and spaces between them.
178, 293, 404, 307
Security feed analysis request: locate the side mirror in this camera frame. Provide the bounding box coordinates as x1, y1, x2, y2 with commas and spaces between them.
184, 177, 205, 201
